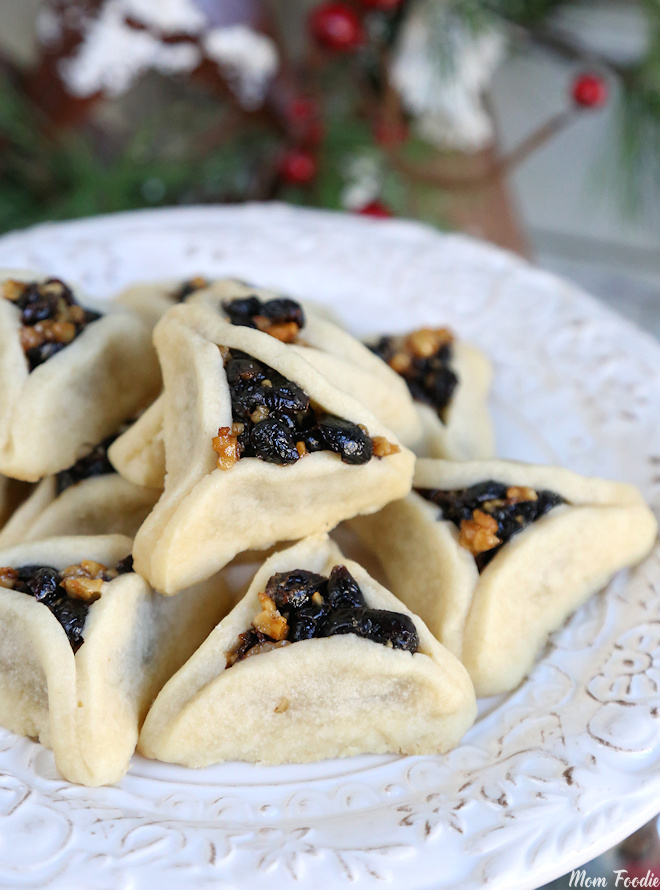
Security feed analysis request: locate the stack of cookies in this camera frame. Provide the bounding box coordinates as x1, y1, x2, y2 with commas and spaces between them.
0, 271, 654, 785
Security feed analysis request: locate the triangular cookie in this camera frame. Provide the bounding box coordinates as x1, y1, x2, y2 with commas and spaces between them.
351, 458, 657, 696
115, 275, 211, 330
110, 280, 421, 488
0, 271, 160, 480
0, 426, 158, 547
132, 305, 415, 593
138, 535, 476, 766
0, 535, 231, 785
368, 327, 493, 459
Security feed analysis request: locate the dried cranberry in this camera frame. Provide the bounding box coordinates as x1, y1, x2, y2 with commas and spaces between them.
21, 298, 57, 325
11, 564, 91, 651
260, 298, 305, 329
225, 357, 268, 387
321, 607, 418, 652
26, 341, 67, 369
266, 569, 327, 610
315, 414, 373, 464
327, 565, 366, 609
26, 567, 61, 605
263, 382, 309, 416
222, 296, 263, 327
288, 599, 331, 641
50, 598, 87, 653
55, 433, 118, 495
250, 419, 300, 464
115, 555, 134, 575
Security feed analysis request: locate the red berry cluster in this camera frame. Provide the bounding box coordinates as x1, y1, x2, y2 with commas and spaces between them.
309, 0, 403, 52
279, 0, 401, 213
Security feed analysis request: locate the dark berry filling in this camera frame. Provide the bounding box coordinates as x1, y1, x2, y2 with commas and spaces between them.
172, 277, 209, 302
0, 557, 134, 651
55, 427, 125, 495
222, 295, 305, 342
212, 349, 397, 469
226, 564, 419, 666
2, 278, 102, 372
417, 480, 565, 572
370, 328, 458, 420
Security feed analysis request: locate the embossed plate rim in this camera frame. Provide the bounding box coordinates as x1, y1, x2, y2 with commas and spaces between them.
0, 203, 658, 890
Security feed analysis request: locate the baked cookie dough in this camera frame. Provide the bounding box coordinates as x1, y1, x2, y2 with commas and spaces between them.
110, 281, 421, 489
0, 271, 160, 480
0, 535, 231, 785
138, 535, 477, 766
132, 304, 415, 594
0, 427, 158, 547
351, 458, 658, 696
369, 327, 494, 460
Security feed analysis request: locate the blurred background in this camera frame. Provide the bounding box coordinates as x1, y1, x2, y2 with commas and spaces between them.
0, 2, 659, 886
1, 1, 660, 336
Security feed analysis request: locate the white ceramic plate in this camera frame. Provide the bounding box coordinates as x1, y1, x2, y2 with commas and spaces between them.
0, 204, 658, 890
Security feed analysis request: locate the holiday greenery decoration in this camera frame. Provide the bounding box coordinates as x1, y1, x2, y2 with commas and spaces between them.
0, 0, 656, 236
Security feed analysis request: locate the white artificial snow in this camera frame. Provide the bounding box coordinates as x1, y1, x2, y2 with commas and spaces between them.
59, 0, 202, 97
203, 25, 279, 108
391, 2, 505, 152
122, 0, 206, 34
340, 155, 382, 211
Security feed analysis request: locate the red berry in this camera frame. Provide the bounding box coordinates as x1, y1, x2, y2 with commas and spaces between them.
357, 200, 393, 218
309, 2, 365, 51
358, 0, 403, 9
571, 73, 608, 108
279, 149, 317, 185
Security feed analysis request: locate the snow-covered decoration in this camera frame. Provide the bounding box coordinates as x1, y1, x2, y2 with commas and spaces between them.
122, 0, 206, 33
57, 0, 202, 97
41, 0, 277, 109
340, 155, 382, 211
203, 25, 279, 109
391, 1, 505, 152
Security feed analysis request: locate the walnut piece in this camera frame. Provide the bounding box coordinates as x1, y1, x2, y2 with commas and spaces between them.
243, 640, 291, 660
459, 509, 501, 555
506, 486, 538, 503
406, 327, 454, 359
2, 280, 24, 302
0, 567, 18, 589
62, 577, 104, 603
372, 436, 401, 458
212, 427, 240, 470
252, 592, 289, 641
253, 315, 301, 343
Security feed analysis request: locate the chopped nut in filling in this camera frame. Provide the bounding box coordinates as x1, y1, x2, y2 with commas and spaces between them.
2, 278, 102, 371
222, 295, 305, 343
0, 555, 134, 651
417, 480, 565, 571
212, 348, 399, 469
224, 565, 419, 667
172, 277, 209, 303
370, 327, 458, 420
